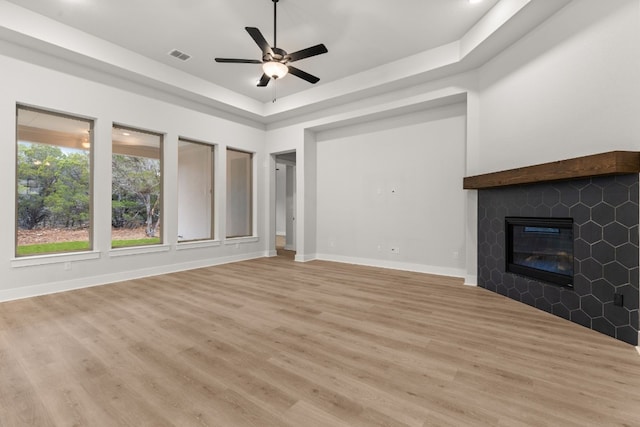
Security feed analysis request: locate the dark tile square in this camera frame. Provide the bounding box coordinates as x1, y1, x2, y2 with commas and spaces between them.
603, 262, 629, 286
543, 285, 561, 305
591, 279, 615, 304
572, 273, 591, 296
571, 203, 591, 226
581, 295, 603, 318
560, 291, 580, 311
580, 184, 603, 207
616, 202, 639, 227
521, 292, 536, 307
615, 326, 638, 346
542, 188, 560, 207
616, 243, 639, 269
571, 310, 591, 328
630, 310, 638, 330
508, 288, 521, 300
592, 241, 615, 264
591, 203, 615, 226
603, 303, 629, 327
529, 282, 544, 299
580, 258, 603, 280
603, 181, 629, 207
603, 222, 629, 247
552, 303, 570, 320
535, 298, 552, 313
579, 221, 602, 244
592, 317, 616, 338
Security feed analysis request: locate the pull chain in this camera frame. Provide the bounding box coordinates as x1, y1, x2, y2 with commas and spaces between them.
272, 77, 277, 103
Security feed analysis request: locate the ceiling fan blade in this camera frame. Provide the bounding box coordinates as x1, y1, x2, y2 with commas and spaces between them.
215, 58, 262, 64
287, 66, 320, 84
245, 27, 273, 55
257, 73, 271, 87
287, 44, 328, 62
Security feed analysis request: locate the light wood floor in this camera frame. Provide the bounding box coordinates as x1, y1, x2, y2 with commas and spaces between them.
1, 256, 639, 426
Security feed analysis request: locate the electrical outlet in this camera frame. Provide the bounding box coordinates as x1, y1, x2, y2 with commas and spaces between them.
613, 293, 624, 307
452, 251, 459, 260
390, 247, 400, 254
64, 262, 72, 271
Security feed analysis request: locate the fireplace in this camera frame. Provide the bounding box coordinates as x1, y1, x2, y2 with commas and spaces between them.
470, 168, 639, 345
505, 217, 574, 287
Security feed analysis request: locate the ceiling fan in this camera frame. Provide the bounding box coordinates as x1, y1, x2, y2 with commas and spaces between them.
214, 0, 328, 87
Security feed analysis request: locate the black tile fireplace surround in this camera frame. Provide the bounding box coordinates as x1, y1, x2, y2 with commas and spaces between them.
477, 175, 639, 345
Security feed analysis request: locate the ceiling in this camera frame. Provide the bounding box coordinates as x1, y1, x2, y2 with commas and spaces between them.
0, 0, 571, 123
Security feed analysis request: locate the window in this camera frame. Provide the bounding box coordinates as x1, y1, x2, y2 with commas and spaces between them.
16, 106, 93, 257
226, 149, 253, 238
178, 139, 215, 242
111, 125, 163, 248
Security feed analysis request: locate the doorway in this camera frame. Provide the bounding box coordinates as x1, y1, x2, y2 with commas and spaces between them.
275, 152, 296, 258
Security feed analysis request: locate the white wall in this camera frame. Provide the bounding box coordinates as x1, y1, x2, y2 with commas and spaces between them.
265, 73, 474, 265
0, 53, 266, 301
473, 0, 640, 175
275, 164, 286, 235
315, 104, 467, 276
285, 164, 296, 251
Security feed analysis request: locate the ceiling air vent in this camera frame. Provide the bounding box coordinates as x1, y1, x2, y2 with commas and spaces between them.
168, 49, 191, 61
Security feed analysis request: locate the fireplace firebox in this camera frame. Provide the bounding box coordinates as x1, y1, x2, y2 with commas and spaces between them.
505, 217, 574, 287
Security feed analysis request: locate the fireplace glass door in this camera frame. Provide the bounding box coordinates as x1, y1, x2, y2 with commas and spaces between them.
505, 217, 574, 287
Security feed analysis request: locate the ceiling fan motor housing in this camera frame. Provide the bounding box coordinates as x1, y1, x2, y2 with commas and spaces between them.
264, 47, 288, 63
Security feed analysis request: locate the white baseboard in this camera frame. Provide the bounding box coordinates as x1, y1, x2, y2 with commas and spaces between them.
267, 249, 278, 257
0, 251, 268, 303
315, 253, 466, 279
295, 253, 317, 262
464, 275, 478, 286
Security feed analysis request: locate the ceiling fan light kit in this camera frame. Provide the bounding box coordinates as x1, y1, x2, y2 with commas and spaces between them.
215, 0, 328, 89
262, 61, 288, 79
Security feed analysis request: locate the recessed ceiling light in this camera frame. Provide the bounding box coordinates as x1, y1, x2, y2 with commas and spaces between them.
122, 132, 130, 136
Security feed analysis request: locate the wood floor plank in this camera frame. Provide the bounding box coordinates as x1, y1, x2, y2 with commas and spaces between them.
283, 400, 353, 427
1, 256, 639, 426
0, 332, 57, 427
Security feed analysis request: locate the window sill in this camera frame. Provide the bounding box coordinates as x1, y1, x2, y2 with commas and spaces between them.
11, 251, 101, 268
109, 244, 171, 258
176, 239, 222, 251
224, 236, 259, 245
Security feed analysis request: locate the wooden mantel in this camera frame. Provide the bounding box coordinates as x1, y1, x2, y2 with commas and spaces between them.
463, 151, 640, 190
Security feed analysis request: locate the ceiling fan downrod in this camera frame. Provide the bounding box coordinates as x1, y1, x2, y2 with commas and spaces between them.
273, 0, 279, 49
